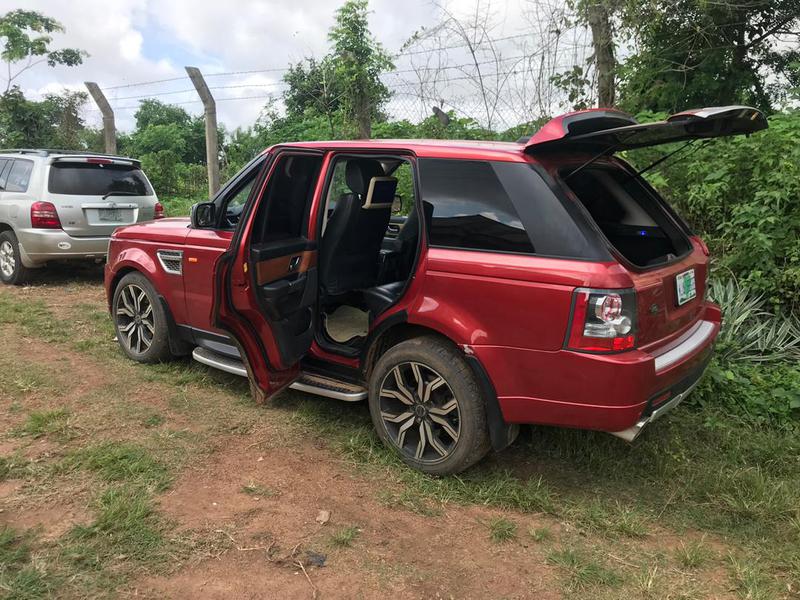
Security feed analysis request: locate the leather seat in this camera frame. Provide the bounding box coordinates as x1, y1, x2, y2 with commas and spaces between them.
319, 159, 393, 298
396, 200, 434, 276
362, 281, 405, 316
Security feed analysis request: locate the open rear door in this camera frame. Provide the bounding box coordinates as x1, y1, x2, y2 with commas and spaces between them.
212, 151, 324, 402
525, 105, 767, 153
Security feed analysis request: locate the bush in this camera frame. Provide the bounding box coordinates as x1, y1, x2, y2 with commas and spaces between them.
690, 277, 800, 424
630, 110, 800, 310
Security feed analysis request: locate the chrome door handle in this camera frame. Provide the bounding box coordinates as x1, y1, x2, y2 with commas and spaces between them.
288, 255, 302, 272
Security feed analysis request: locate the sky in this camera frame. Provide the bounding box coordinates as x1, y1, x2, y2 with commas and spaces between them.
0, 0, 585, 132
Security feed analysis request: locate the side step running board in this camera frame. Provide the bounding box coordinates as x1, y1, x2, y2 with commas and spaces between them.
191, 347, 367, 402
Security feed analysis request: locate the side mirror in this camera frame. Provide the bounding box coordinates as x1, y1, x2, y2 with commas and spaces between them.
392, 194, 403, 215
190, 202, 216, 228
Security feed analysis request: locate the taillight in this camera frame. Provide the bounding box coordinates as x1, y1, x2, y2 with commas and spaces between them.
30, 201, 62, 229
566, 288, 637, 352
154, 202, 164, 219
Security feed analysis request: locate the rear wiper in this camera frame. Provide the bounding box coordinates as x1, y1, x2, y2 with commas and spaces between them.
102, 191, 139, 200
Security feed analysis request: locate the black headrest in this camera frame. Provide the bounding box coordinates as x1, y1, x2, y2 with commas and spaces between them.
345, 159, 384, 197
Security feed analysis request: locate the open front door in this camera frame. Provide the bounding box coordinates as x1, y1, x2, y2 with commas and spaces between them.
212, 151, 325, 402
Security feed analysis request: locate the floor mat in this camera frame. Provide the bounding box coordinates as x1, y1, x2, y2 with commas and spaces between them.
325, 305, 369, 343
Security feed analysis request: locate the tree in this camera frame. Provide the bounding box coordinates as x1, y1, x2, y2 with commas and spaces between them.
617, 0, 800, 113
0, 86, 98, 149
127, 99, 208, 164
0, 9, 86, 92
283, 57, 343, 137
328, 0, 393, 138
584, 1, 616, 107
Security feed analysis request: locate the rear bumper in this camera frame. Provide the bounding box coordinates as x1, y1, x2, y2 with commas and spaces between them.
474, 303, 721, 433
17, 228, 110, 266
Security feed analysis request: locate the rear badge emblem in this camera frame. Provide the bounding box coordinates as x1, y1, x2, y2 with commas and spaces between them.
649, 303, 660, 315
57, 242, 71, 250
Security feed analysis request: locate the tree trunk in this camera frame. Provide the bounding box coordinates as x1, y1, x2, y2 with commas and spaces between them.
357, 95, 371, 139
587, 1, 616, 107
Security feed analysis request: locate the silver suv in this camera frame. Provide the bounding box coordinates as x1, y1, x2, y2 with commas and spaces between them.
0, 149, 161, 285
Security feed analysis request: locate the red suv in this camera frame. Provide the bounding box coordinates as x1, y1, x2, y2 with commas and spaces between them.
105, 106, 766, 474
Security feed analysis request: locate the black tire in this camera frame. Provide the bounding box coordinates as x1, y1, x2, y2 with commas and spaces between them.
0, 230, 31, 285
368, 335, 491, 475
112, 271, 173, 363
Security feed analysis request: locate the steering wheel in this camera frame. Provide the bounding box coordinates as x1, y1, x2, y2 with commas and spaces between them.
225, 204, 244, 228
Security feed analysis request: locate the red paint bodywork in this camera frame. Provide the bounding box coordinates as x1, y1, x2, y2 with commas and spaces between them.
105, 136, 721, 434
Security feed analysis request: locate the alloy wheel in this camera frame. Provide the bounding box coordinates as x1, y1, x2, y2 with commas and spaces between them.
115, 283, 155, 354
378, 361, 461, 463
0, 240, 15, 279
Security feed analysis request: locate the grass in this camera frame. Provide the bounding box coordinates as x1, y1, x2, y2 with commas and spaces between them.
65, 485, 167, 566
13, 409, 72, 440
546, 547, 623, 591
240, 482, 274, 497
327, 526, 360, 548
0, 527, 56, 598
674, 540, 713, 570
529, 527, 552, 543
487, 517, 517, 543
65, 441, 171, 491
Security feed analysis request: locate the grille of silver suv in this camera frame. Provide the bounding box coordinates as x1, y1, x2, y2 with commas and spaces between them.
156, 250, 183, 275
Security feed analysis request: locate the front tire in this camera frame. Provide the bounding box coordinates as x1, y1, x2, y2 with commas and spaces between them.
112, 272, 172, 363
368, 336, 491, 475
0, 231, 31, 285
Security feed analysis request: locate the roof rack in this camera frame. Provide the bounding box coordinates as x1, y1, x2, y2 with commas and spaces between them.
0, 149, 123, 158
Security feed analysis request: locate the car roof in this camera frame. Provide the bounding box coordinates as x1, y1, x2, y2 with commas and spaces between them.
0, 149, 139, 162
277, 139, 530, 161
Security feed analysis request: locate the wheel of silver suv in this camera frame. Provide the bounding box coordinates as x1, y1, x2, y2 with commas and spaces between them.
368, 336, 491, 475
0, 230, 30, 285
0, 239, 15, 279
112, 271, 172, 363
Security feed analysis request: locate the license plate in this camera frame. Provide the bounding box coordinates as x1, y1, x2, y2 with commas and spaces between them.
99, 209, 122, 222
676, 269, 697, 305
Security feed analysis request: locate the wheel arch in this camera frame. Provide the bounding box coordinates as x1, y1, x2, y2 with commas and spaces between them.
362, 315, 516, 452
109, 266, 191, 357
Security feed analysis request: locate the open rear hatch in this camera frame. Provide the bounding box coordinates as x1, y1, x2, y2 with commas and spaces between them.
528, 105, 767, 347
524, 105, 767, 153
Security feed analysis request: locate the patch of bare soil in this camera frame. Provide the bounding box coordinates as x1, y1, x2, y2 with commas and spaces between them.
148, 435, 562, 600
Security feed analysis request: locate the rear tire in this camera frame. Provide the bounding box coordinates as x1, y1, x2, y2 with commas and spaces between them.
112, 272, 172, 363
0, 231, 31, 286
368, 335, 491, 475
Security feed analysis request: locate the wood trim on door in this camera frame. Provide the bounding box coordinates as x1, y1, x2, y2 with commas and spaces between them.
255, 250, 317, 285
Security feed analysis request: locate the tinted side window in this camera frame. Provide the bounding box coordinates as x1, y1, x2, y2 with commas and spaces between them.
419, 159, 534, 253
5, 160, 34, 192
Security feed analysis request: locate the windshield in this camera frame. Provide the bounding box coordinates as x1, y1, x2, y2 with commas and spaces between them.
48, 163, 154, 196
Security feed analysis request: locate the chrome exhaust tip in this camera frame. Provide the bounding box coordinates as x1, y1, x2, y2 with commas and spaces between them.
608, 422, 645, 443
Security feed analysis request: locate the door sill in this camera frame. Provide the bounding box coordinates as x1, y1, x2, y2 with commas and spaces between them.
191, 347, 367, 401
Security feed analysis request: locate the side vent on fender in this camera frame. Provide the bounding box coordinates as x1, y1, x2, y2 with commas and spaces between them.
156, 250, 183, 275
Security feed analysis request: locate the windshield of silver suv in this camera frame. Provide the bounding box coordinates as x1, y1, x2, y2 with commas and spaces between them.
48, 162, 154, 196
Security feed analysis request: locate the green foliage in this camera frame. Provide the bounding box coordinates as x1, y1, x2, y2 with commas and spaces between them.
66, 441, 171, 491
617, 0, 800, 112
631, 111, 800, 310
328, 0, 394, 137
0, 9, 86, 91
0, 86, 100, 150
487, 517, 517, 543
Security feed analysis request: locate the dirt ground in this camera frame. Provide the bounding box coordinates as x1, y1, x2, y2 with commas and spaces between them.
0, 265, 773, 599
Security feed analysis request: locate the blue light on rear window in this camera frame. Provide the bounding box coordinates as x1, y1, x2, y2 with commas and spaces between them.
639, 230, 647, 236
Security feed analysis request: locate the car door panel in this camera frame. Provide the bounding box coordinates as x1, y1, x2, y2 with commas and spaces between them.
213, 150, 324, 400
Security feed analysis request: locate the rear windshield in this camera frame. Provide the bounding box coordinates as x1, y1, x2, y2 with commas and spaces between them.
563, 165, 691, 267
48, 163, 153, 196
